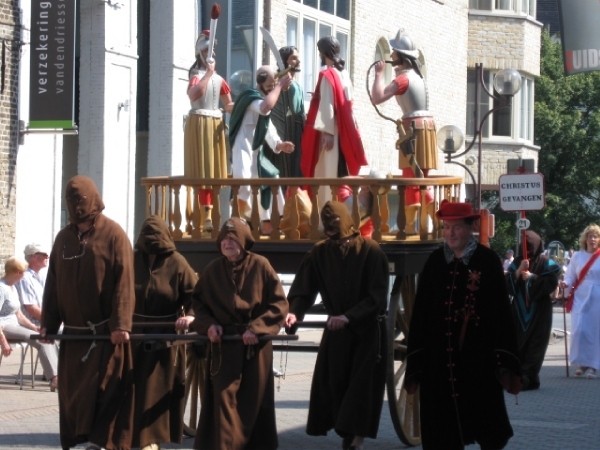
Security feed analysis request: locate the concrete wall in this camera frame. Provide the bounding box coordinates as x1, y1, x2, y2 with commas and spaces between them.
147, 0, 197, 178
468, 11, 542, 76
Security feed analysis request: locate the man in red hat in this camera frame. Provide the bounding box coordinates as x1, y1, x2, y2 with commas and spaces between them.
405, 200, 522, 450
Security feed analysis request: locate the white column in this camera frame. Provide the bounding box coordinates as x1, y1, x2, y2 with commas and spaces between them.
78, 0, 138, 239
147, 0, 198, 177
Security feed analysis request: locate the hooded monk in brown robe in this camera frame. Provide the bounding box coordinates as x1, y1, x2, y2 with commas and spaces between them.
41, 175, 135, 450
191, 217, 288, 450
285, 201, 389, 450
132, 216, 198, 449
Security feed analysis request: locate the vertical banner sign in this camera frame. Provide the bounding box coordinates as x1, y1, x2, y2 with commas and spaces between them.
29, 0, 76, 129
558, 0, 600, 76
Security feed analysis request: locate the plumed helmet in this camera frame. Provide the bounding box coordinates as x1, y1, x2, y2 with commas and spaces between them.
195, 30, 215, 56
389, 29, 419, 59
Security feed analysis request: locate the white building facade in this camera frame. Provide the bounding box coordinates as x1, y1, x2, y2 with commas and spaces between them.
9, 0, 541, 255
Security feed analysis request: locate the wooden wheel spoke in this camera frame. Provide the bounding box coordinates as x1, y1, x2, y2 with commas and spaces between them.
393, 360, 406, 386
387, 275, 421, 446
183, 344, 205, 437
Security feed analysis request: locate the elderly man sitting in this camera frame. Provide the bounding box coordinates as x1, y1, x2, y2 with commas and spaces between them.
17, 243, 49, 326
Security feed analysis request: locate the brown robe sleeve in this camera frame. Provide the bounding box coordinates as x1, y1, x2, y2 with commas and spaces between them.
109, 222, 135, 333
41, 236, 63, 334
246, 260, 288, 335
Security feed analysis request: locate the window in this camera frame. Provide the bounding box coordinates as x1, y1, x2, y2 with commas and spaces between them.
519, 78, 533, 140
469, 0, 492, 10
466, 69, 491, 138
469, 0, 535, 15
286, 0, 351, 102
227, 0, 257, 101
466, 69, 534, 142
373, 40, 395, 86
291, 0, 349, 20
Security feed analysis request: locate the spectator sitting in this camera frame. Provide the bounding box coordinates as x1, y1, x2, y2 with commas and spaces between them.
0, 257, 58, 391
16, 243, 49, 326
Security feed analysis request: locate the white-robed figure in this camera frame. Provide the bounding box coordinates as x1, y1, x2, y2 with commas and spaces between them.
562, 224, 600, 379
228, 66, 294, 235
301, 36, 367, 221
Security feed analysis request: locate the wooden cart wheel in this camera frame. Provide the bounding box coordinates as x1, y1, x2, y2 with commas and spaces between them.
183, 342, 206, 437
386, 275, 421, 446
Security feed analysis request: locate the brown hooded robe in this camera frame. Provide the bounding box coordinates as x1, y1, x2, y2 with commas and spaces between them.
191, 217, 289, 450
132, 216, 198, 447
506, 230, 560, 390
287, 202, 389, 440
41, 176, 135, 450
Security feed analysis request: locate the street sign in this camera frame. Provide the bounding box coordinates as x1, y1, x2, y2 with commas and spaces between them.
517, 218, 530, 230
499, 173, 545, 212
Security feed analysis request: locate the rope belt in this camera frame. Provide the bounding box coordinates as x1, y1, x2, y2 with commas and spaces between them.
63, 319, 109, 362
209, 322, 260, 377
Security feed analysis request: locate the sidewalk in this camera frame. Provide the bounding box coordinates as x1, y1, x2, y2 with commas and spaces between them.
0, 328, 596, 450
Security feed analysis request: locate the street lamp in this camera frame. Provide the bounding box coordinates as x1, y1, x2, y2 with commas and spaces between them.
438, 63, 522, 211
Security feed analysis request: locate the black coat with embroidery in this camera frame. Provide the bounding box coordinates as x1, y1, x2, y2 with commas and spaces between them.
406, 244, 520, 449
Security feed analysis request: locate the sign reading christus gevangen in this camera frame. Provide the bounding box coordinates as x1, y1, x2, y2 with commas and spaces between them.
498, 173, 545, 212
29, 0, 76, 129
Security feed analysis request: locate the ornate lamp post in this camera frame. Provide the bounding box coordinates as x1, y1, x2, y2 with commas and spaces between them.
438, 63, 522, 212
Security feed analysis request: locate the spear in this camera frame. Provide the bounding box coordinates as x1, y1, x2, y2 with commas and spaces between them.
205, 3, 221, 64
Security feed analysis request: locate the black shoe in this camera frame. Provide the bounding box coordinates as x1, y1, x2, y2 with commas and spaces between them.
342, 436, 353, 450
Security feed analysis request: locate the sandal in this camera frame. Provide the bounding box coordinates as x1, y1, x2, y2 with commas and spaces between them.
574, 366, 586, 376
585, 368, 596, 379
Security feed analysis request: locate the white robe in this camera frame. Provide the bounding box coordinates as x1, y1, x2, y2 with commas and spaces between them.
564, 250, 600, 370
313, 68, 354, 213
231, 98, 285, 221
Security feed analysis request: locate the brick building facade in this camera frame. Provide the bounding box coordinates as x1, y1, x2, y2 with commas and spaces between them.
0, 0, 20, 270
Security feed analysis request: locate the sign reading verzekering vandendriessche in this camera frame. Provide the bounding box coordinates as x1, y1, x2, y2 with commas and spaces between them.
29, 0, 76, 129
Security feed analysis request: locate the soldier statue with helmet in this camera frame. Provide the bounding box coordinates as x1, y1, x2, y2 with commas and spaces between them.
370, 29, 438, 235
184, 29, 234, 233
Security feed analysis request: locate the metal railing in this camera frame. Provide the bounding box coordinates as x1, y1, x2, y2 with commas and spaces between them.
141, 176, 463, 243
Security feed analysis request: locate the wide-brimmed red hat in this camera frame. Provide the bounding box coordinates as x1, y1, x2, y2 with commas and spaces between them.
435, 200, 480, 221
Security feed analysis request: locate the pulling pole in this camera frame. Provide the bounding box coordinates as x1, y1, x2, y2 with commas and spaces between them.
30, 333, 299, 342
562, 290, 570, 377
521, 210, 528, 261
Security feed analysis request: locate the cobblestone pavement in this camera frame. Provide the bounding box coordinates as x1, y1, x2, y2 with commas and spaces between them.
0, 312, 596, 450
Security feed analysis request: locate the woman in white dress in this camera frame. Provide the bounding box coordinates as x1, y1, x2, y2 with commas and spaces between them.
561, 224, 600, 379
